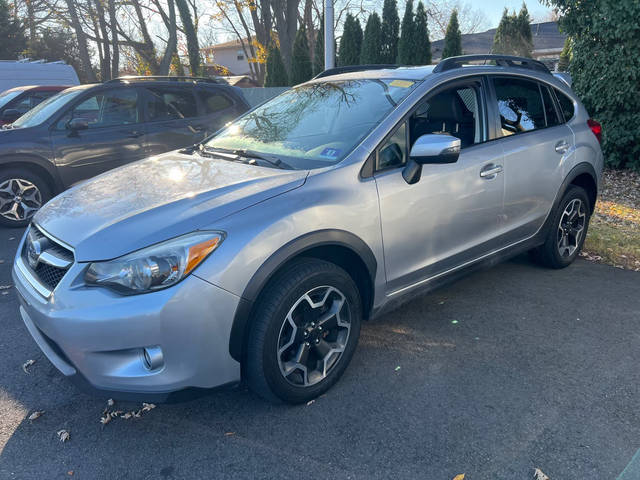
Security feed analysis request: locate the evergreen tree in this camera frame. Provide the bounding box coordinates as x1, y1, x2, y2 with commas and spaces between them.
557, 37, 571, 72
265, 44, 289, 87
397, 0, 415, 64
313, 17, 325, 75
414, 1, 431, 65
290, 24, 312, 84
0, 0, 26, 59
338, 13, 363, 66
380, 0, 400, 63
361, 13, 385, 64
492, 5, 533, 57
517, 2, 533, 57
441, 9, 462, 58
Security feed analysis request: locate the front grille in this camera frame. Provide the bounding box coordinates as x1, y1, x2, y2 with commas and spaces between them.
22, 226, 74, 292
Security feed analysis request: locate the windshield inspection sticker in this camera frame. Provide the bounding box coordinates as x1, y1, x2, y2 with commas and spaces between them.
390, 80, 415, 88
320, 147, 341, 159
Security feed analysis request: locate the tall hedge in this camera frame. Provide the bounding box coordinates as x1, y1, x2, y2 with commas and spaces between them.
265, 45, 289, 87
380, 0, 400, 63
544, 0, 640, 169
338, 13, 363, 66
441, 9, 462, 59
290, 24, 312, 84
414, 1, 431, 65
361, 13, 384, 64
397, 0, 415, 64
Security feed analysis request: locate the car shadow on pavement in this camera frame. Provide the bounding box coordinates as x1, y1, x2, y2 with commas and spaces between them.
2, 246, 640, 479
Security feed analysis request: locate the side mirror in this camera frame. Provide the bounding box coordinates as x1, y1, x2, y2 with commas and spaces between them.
403, 134, 461, 184
67, 118, 89, 132
2, 109, 21, 123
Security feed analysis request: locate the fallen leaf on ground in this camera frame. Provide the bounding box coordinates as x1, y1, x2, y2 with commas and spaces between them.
107, 398, 114, 407
395, 366, 401, 371
142, 402, 156, 412
22, 359, 35, 373
306, 400, 315, 406
452, 475, 465, 480
57, 430, 70, 442
28, 411, 44, 421
224, 432, 235, 436
68, 471, 74, 476
533, 468, 550, 480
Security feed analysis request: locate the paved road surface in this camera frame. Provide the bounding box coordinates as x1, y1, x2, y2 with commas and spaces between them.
1, 226, 639, 479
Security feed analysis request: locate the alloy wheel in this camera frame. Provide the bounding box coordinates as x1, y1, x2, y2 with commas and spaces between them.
0, 178, 42, 222
277, 286, 351, 387
557, 198, 586, 258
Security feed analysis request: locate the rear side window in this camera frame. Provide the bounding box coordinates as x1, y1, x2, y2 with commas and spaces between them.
493, 77, 546, 136
145, 87, 198, 121
199, 89, 233, 114
555, 89, 575, 122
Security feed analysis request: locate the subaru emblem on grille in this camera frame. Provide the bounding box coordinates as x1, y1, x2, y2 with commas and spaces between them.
26, 232, 49, 269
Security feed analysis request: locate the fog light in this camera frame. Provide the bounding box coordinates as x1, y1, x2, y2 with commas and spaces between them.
142, 346, 163, 370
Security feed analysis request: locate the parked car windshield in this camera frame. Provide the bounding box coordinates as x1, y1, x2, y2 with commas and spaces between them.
12, 88, 85, 128
204, 79, 419, 169
0, 89, 22, 109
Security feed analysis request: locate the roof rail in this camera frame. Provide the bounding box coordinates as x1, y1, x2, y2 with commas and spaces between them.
433, 55, 550, 74
105, 75, 225, 84
313, 64, 399, 79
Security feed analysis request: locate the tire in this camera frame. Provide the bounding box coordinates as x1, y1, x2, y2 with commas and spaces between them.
246, 258, 362, 404
0, 168, 52, 228
531, 185, 591, 269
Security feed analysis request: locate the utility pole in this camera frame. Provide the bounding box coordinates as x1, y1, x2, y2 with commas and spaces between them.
324, 0, 335, 69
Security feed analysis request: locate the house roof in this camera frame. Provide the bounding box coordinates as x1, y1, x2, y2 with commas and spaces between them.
201, 38, 247, 52
431, 21, 566, 60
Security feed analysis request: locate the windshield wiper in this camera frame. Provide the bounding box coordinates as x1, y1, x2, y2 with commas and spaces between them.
200, 146, 293, 170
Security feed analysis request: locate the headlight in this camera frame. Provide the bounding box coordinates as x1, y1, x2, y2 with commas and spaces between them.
85, 231, 224, 294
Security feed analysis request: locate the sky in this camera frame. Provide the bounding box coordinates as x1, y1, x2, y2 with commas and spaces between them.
480, 0, 552, 28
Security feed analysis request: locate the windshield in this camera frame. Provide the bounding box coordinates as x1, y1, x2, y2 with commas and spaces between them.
12, 88, 84, 128
0, 90, 22, 109
205, 79, 419, 169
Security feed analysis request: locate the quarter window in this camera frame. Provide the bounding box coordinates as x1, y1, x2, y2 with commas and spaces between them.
493, 77, 546, 135
555, 89, 575, 122
540, 85, 561, 127
145, 87, 198, 121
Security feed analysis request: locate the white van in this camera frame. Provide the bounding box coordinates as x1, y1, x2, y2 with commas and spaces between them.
0, 60, 80, 92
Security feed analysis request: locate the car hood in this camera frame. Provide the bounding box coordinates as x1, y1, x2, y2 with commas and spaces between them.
34, 151, 308, 261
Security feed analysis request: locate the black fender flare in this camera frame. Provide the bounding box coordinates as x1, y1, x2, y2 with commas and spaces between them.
536, 162, 598, 242
0, 154, 64, 193
228, 229, 377, 362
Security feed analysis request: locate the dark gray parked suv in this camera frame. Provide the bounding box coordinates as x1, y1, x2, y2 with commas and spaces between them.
0, 76, 249, 226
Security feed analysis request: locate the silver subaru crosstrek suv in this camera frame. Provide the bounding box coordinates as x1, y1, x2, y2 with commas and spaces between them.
13, 55, 603, 404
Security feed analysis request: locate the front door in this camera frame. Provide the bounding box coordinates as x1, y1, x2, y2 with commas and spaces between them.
374, 79, 506, 294
50, 87, 146, 187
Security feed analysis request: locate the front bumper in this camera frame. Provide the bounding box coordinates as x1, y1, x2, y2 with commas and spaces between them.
12, 234, 242, 400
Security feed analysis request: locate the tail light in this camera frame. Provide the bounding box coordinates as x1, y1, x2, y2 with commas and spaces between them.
587, 119, 602, 143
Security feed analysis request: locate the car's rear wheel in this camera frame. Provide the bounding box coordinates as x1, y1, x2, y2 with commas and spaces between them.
531, 185, 590, 269
0, 169, 52, 228
245, 258, 362, 404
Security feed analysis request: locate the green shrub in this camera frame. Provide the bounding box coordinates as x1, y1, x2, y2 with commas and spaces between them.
544, 0, 640, 170
361, 13, 384, 64
338, 13, 363, 66
441, 9, 462, 59
290, 25, 312, 85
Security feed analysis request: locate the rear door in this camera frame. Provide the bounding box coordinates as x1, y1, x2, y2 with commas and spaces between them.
488, 76, 574, 243
141, 85, 203, 156
50, 86, 146, 187
195, 86, 245, 137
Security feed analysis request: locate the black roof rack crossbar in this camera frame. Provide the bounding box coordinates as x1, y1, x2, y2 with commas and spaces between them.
105, 75, 225, 84
313, 64, 400, 79
433, 55, 550, 74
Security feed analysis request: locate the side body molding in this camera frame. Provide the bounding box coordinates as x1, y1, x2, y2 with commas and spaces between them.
228, 229, 377, 362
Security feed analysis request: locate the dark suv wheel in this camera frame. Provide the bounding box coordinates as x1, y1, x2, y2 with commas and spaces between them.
531, 185, 591, 269
0, 168, 52, 227
246, 258, 362, 404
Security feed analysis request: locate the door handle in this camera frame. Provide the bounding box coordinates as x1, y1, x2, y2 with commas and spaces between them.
555, 140, 569, 154
127, 131, 143, 138
480, 164, 503, 179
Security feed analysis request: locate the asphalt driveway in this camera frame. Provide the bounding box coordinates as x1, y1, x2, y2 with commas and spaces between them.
1, 225, 639, 480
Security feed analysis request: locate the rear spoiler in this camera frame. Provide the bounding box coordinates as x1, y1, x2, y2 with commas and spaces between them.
553, 72, 572, 87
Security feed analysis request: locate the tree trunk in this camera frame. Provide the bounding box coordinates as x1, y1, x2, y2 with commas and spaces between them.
108, 0, 119, 77
92, 0, 112, 80
273, 0, 299, 71
175, 0, 201, 75
64, 0, 97, 82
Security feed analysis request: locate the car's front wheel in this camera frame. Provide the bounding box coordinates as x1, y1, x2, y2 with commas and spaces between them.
246, 258, 362, 404
0, 168, 52, 228
531, 185, 591, 269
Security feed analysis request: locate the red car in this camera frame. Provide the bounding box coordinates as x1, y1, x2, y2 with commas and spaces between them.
0, 85, 69, 125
